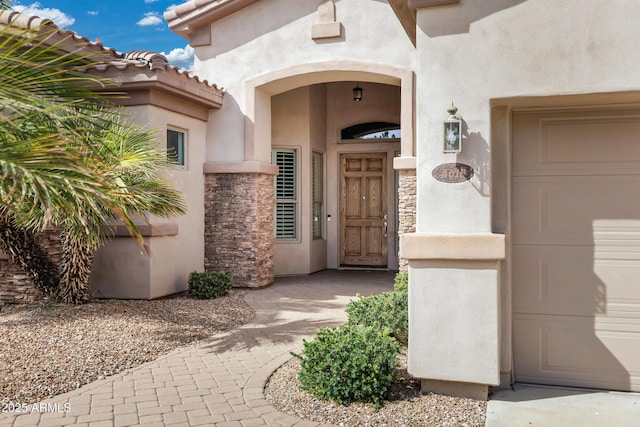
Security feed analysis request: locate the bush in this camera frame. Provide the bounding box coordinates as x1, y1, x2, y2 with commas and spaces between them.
345, 284, 408, 345
294, 324, 399, 410
394, 272, 408, 293
188, 271, 232, 299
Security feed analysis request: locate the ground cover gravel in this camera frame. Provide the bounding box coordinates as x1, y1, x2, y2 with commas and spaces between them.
265, 351, 487, 427
0, 290, 254, 405
2, 289, 488, 426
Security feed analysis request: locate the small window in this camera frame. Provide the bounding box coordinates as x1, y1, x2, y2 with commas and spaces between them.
272, 148, 297, 239
167, 129, 185, 166
341, 122, 401, 140
312, 152, 324, 240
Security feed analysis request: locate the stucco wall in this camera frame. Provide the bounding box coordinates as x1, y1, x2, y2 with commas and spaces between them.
90, 104, 206, 298
415, 0, 640, 234
194, 0, 414, 163
309, 84, 328, 272
272, 87, 314, 275
409, 0, 640, 393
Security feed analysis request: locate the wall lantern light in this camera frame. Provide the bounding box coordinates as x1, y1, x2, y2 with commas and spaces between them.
353, 83, 363, 101
443, 103, 462, 153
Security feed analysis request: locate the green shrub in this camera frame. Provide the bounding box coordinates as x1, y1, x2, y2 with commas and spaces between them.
345, 287, 408, 345
394, 272, 408, 293
188, 271, 232, 299
294, 324, 399, 410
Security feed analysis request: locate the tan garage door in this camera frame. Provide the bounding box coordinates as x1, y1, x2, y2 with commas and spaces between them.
512, 108, 640, 391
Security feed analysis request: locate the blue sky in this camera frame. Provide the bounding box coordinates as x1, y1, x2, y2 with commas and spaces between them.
11, 1, 194, 69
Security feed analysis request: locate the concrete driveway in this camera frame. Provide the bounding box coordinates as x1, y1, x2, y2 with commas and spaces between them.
487, 383, 640, 427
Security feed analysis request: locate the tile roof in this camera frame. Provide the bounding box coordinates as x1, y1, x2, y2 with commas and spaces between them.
0, 10, 221, 92
0, 10, 121, 58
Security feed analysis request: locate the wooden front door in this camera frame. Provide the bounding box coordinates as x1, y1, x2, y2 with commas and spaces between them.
340, 153, 387, 267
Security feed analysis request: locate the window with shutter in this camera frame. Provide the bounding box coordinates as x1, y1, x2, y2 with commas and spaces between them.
272, 149, 297, 239
312, 152, 323, 239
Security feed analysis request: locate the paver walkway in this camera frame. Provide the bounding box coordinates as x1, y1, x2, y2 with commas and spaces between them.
0, 270, 394, 427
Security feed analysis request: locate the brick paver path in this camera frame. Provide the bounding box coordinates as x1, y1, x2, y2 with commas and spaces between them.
0, 270, 393, 427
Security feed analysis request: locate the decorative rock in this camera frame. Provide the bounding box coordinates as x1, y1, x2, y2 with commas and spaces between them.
0, 290, 255, 404
265, 351, 487, 426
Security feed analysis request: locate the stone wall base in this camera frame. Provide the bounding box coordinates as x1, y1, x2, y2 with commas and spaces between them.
398, 169, 416, 273
204, 173, 274, 287
0, 258, 43, 303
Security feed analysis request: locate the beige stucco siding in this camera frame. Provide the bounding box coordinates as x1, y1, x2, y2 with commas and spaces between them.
197, 0, 413, 163
90, 104, 206, 298
272, 87, 314, 275
148, 105, 207, 289
409, 0, 640, 392
415, 0, 640, 234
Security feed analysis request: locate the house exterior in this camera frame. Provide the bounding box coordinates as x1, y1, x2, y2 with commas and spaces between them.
84, 51, 223, 299
2, 0, 640, 402
0, 11, 223, 301
164, 0, 640, 400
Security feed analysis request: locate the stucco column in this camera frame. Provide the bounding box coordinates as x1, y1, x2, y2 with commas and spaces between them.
401, 233, 505, 400
203, 162, 278, 287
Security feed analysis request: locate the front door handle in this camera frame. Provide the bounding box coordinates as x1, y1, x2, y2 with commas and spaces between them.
384, 221, 388, 238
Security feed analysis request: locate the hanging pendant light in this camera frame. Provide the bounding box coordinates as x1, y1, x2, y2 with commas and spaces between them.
352, 82, 363, 101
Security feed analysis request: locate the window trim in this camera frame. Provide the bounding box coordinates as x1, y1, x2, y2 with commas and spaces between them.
312, 151, 324, 240
272, 147, 299, 241
167, 127, 187, 169
340, 122, 401, 142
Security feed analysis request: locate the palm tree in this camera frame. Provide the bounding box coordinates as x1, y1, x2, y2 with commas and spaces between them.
54, 116, 186, 303
0, 7, 186, 302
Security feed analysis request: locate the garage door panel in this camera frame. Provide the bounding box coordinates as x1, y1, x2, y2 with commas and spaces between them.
514, 313, 640, 391
512, 109, 640, 392
513, 111, 640, 176
513, 246, 640, 317
513, 177, 640, 245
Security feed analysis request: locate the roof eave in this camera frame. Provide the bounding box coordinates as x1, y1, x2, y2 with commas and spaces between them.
86, 66, 224, 110
165, 0, 260, 39
389, 0, 462, 46
388, 0, 417, 47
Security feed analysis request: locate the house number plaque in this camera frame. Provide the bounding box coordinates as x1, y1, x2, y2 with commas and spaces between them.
432, 163, 474, 183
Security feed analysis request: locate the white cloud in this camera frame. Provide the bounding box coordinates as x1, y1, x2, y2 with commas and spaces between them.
144, 0, 159, 3
163, 44, 194, 70
13, 2, 75, 28
87, 10, 99, 16
136, 11, 163, 27
165, 4, 178, 13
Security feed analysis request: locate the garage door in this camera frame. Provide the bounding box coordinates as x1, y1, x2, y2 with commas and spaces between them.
512, 108, 640, 392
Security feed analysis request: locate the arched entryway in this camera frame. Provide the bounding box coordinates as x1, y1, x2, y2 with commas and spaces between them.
245, 61, 415, 276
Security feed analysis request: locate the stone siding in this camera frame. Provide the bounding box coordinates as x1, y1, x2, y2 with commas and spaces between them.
398, 169, 416, 273
0, 230, 61, 303
204, 173, 274, 287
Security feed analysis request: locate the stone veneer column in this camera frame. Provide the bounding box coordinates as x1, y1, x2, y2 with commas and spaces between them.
397, 169, 416, 273
204, 172, 274, 287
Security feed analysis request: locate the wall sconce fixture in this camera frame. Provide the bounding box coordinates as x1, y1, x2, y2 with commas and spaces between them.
443, 103, 462, 153
353, 83, 363, 101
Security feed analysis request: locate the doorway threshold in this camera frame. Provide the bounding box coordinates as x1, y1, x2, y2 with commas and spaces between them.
339, 266, 391, 271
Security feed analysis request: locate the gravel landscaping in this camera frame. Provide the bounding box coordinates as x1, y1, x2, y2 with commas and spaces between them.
1, 287, 488, 426
265, 351, 487, 427
0, 290, 255, 404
